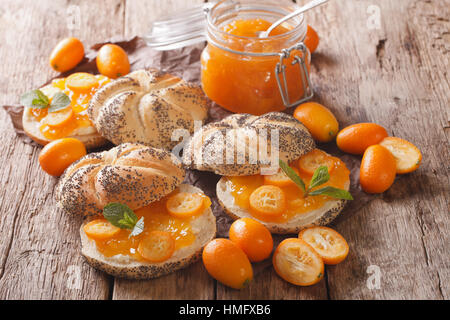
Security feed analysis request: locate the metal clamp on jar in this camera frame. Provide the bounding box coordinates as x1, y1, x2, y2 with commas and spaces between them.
201, 0, 313, 115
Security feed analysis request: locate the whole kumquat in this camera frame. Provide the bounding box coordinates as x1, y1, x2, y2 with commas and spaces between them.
38, 138, 87, 176
96, 44, 130, 79
229, 218, 273, 262
304, 25, 319, 53
202, 238, 253, 289
49, 37, 85, 72
336, 123, 388, 155
379, 137, 422, 174
293, 102, 339, 142
359, 144, 396, 193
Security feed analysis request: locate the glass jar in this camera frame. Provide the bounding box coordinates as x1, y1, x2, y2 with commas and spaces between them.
201, 0, 313, 115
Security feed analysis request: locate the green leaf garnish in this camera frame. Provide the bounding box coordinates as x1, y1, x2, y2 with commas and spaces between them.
308, 165, 330, 190
103, 203, 144, 237
279, 159, 353, 201
279, 159, 305, 192
48, 92, 71, 112
309, 186, 354, 200
20, 89, 49, 109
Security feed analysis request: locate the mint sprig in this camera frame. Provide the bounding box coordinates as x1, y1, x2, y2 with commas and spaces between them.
279, 159, 353, 200
103, 203, 145, 238
20, 89, 71, 112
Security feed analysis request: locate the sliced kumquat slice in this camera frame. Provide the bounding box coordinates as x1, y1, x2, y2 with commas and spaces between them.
249, 185, 286, 218
298, 149, 336, 176
299, 226, 349, 265
83, 219, 121, 240
137, 231, 175, 262
379, 137, 422, 174
263, 167, 300, 187
166, 192, 206, 218
273, 238, 324, 286
42, 107, 73, 127
66, 72, 99, 93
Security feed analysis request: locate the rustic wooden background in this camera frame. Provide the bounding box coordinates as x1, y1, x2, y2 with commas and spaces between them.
0, 0, 448, 300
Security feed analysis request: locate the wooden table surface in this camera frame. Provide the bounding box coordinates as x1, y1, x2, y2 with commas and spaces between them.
0, 0, 448, 300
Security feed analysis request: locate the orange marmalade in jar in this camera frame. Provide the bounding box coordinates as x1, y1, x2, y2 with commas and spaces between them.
201, 0, 312, 115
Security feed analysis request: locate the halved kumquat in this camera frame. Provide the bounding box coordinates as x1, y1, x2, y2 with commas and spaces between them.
83, 219, 121, 240
166, 192, 206, 218
66, 72, 99, 93
298, 149, 336, 176
137, 231, 175, 262
379, 137, 422, 174
273, 238, 324, 286
299, 226, 349, 265
249, 185, 286, 218
42, 107, 73, 127
263, 167, 300, 187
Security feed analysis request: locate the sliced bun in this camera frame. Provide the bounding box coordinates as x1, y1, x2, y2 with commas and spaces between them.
182, 112, 315, 176
80, 184, 216, 279
88, 69, 209, 150
22, 84, 107, 149
56, 143, 185, 217
216, 178, 349, 235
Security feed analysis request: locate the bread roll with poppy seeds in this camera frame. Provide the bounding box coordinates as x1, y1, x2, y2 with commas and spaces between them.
56, 143, 185, 217
182, 112, 315, 176
88, 69, 208, 150
80, 184, 216, 279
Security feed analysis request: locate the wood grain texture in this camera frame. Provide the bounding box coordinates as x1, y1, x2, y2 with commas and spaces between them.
0, 0, 448, 300
0, 0, 125, 299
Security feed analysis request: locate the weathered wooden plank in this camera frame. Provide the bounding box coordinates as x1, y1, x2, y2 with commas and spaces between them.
304, 0, 449, 299
0, 0, 125, 299
112, 0, 216, 300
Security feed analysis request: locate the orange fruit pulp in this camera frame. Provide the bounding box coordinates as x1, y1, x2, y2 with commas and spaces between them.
86, 190, 211, 262
226, 150, 350, 223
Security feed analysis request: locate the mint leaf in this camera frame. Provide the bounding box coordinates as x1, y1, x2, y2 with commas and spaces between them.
103, 203, 138, 229
48, 92, 71, 112
129, 217, 145, 238
309, 166, 330, 190
20, 89, 49, 109
309, 186, 354, 200
279, 159, 305, 192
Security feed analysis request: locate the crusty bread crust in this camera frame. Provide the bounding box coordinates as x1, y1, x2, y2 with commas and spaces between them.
56, 143, 185, 217
216, 177, 349, 235
88, 69, 208, 150
80, 184, 217, 279
22, 84, 107, 149
182, 112, 315, 176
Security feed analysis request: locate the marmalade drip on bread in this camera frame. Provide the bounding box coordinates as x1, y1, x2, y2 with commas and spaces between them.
86, 190, 211, 262
225, 150, 350, 223
31, 74, 110, 140
201, 18, 310, 115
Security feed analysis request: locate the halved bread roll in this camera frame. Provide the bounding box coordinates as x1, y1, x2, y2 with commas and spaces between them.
182, 112, 315, 176
56, 143, 185, 217
216, 177, 349, 234
80, 184, 216, 279
22, 84, 107, 149
88, 69, 209, 150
